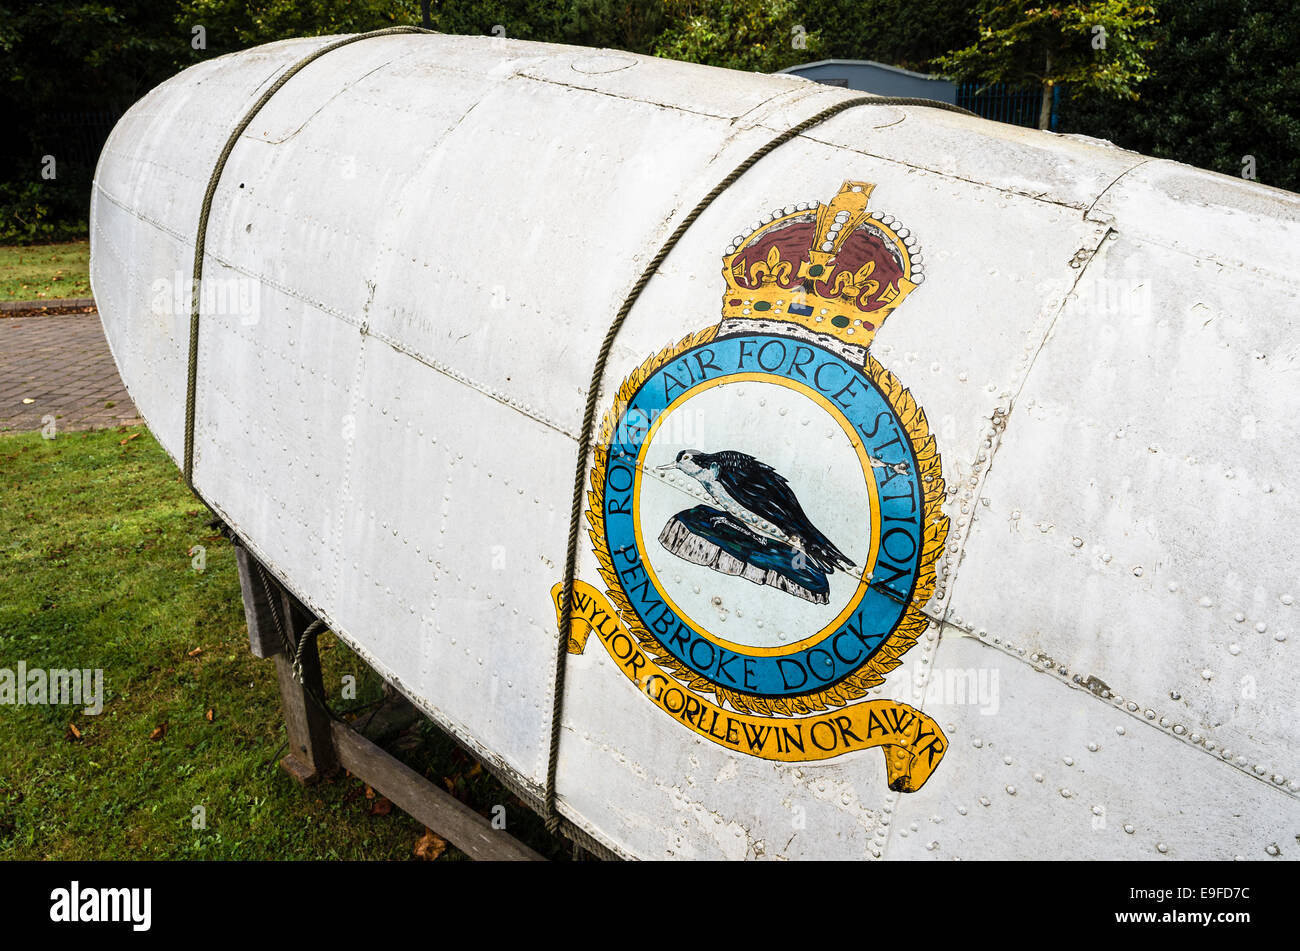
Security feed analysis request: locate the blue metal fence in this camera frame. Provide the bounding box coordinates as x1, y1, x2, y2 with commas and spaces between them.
957, 83, 1060, 130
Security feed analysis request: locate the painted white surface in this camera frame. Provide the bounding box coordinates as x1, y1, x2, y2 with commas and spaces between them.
91, 32, 1300, 859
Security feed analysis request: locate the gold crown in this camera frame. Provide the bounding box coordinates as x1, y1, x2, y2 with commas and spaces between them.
721, 181, 923, 348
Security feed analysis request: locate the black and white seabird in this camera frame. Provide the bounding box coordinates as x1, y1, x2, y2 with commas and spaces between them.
658, 449, 854, 575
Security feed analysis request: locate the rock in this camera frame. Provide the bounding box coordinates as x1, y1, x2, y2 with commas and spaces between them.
657, 505, 830, 604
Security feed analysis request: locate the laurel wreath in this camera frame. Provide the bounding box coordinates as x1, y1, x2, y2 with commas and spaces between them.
586, 325, 949, 718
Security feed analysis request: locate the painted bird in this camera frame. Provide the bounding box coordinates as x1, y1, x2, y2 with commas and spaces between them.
657, 449, 854, 575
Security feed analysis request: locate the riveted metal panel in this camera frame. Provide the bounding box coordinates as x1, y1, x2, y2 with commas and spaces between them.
92, 33, 1300, 860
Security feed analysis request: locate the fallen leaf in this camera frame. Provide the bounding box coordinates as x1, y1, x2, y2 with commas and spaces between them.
187, 647, 203, 657
205, 708, 214, 722
149, 722, 167, 741
21, 398, 34, 404
442, 777, 455, 794
413, 828, 447, 861
370, 797, 393, 817
466, 762, 483, 780
66, 723, 82, 740
118, 432, 139, 445
363, 784, 375, 799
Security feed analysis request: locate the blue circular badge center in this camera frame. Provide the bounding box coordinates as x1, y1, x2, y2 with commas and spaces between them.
603, 333, 923, 698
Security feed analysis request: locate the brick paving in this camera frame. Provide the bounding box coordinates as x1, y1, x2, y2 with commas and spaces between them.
0, 308, 142, 434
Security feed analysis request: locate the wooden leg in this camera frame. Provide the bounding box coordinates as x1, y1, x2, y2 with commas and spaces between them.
274, 588, 338, 785
235, 542, 337, 784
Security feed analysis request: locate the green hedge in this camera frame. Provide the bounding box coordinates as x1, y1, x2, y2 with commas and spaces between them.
0, 182, 88, 246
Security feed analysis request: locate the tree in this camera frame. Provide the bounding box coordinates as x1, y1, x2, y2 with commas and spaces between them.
1058, 0, 1300, 191
421, 0, 572, 42
0, 0, 185, 238
173, 0, 424, 56
563, 0, 667, 54
651, 0, 815, 73
798, 0, 980, 73
935, 1, 1157, 130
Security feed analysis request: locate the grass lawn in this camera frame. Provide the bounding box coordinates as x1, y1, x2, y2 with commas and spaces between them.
0, 426, 569, 860
0, 240, 91, 301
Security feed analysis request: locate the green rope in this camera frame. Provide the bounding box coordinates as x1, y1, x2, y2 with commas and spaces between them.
183, 25, 433, 489
544, 95, 977, 835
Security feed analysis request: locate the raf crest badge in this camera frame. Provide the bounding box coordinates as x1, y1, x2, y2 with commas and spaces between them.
554, 182, 950, 791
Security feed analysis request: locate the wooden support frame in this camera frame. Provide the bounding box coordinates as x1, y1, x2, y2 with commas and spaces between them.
233, 538, 544, 861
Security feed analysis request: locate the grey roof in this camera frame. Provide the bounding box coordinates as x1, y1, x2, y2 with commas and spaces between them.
778, 58, 946, 81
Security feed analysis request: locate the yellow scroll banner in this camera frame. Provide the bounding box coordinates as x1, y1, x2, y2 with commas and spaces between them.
552, 580, 946, 792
